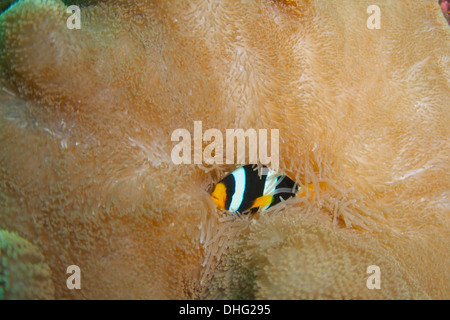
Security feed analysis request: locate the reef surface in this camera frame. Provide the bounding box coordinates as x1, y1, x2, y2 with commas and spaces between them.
0, 0, 449, 299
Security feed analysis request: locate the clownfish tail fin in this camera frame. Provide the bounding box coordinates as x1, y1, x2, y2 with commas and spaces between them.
297, 181, 328, 197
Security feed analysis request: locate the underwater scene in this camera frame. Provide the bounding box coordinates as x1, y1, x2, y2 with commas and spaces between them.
0, 0, 449, 301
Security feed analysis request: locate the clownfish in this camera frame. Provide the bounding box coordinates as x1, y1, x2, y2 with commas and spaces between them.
210, 164, 300, 215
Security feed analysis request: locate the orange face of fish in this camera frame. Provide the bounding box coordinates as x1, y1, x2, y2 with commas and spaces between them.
211, 182, 227, 210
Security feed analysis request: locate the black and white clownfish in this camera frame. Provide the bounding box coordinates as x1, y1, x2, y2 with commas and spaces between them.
210, 164, 301, 215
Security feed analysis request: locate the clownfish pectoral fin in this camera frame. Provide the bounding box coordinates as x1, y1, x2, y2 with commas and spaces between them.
250, 195, 273, 210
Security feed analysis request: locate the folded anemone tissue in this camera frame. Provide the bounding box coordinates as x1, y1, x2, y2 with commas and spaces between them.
0, 0, 449, 300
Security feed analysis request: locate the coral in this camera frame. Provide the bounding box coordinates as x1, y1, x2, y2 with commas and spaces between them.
0, 0, 449, 299
203, 213, 433, 299
0, 0, 15, 14
0, 230, 55, 299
